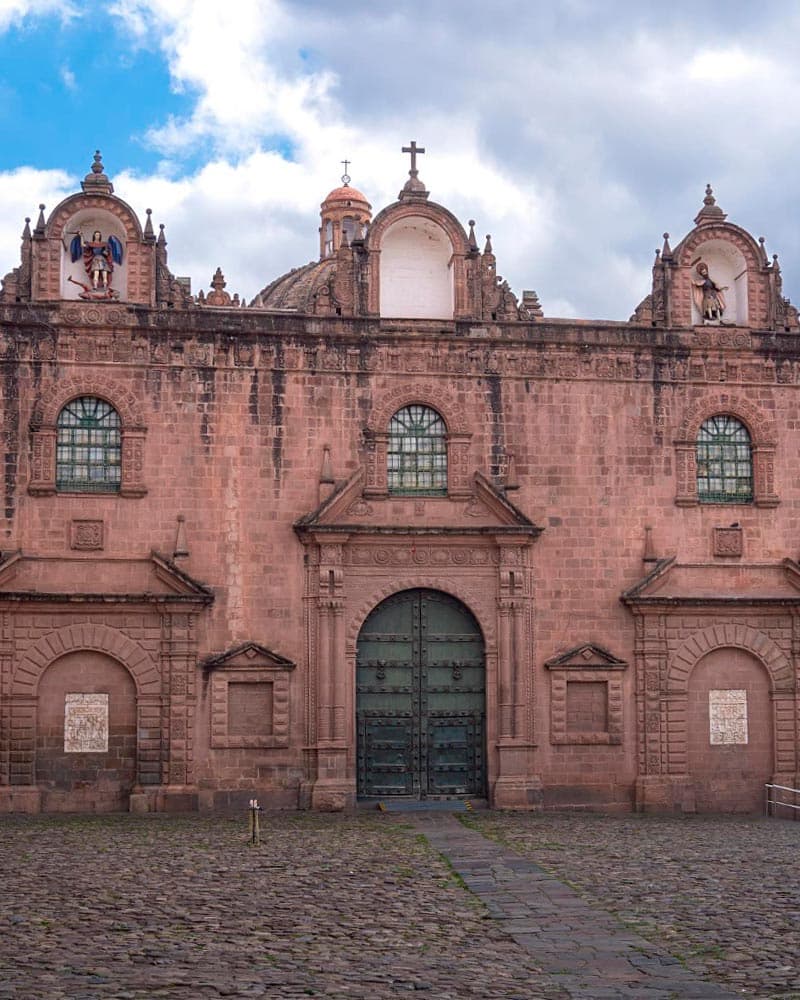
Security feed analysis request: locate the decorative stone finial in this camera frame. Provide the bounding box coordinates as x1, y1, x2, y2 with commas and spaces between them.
484, 234, 493, 255
467, 220, 479, 253
157, 223, 167, 248
398, 140, 429, 201
758, 236, 768, 264
81, 149, 114, 195
144, 208, 155, 243
319, 445, 335, 502
33, 204, 46, 236
21, 217, 31, 240
661, 232, 672, 259
694, 182, 726, 225
521, 289, 543, 318
643, 524, 656, 562
504, 452, 519, 491
320, 445, 334, 484
174, 514, 189, 560
202, 267, 233, 306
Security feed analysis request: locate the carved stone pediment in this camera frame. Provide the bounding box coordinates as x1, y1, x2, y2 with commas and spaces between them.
202, 642, 294, 672
622, 556, 800, 606
295, 468, 541, 539
545, 643, 627, 671
0, 549, 213, 605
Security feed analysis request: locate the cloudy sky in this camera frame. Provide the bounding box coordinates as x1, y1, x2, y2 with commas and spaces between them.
0, 0, 798, 319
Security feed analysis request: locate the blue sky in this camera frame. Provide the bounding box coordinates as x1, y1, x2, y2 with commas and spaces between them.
1, 0, 800, 319
1, 17, 179, 176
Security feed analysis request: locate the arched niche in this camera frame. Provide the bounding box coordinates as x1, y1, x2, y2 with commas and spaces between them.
689, 238, 747, 326
379, 216, 454, 319
60, 207, 129, 301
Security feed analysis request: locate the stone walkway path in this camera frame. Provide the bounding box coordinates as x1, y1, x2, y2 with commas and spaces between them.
415, 813, 737, 999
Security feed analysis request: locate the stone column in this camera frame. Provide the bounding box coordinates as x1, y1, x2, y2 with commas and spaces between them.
311, 537, 353, 810
492, 540, 540, 809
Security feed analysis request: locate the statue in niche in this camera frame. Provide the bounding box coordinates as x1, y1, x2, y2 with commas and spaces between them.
67, 229, 124, 299
692, 260, 728, 322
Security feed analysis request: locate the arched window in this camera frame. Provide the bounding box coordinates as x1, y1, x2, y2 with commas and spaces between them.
323, 219, 333, 257
388, 405, 447, 495
342, 216, 357, 244
696, 415, 752, 503
56, 397, 121, 493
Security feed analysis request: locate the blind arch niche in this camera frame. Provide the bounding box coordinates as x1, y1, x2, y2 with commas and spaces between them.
379, 216, 454, 319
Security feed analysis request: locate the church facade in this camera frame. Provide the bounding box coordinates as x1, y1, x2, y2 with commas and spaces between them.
0, 149, 799, 814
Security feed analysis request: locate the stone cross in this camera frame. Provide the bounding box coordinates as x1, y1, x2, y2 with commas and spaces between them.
402, 141, 425, 177
341, 159, 350, 184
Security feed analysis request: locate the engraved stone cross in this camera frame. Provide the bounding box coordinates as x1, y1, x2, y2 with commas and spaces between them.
402, 141, 425, 176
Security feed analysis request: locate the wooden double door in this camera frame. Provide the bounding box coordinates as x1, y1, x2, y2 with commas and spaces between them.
356, 589, 486, 799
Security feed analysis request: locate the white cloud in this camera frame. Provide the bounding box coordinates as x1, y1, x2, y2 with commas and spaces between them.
59, 64, 76, 91
0, 167, 75, 283
0, 0, 78, 30
5, 2, 800, 319
688, 48, 770, 83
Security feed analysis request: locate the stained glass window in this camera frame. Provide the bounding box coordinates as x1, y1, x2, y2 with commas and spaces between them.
56, 397, 121, 493
696, 415, 752, 503
388, 405, 447, 495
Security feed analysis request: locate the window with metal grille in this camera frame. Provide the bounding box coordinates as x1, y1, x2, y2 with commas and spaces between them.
696, 415, 753, 503
56, 397, 121, 493
388, 405, 447, 495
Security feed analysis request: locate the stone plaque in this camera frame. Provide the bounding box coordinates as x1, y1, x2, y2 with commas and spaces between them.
709, 689, 748, 745
64, 693, 108, 753
70, 519, 104, 550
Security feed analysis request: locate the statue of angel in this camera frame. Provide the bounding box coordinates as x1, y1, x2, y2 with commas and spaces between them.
70, 230, 123, 289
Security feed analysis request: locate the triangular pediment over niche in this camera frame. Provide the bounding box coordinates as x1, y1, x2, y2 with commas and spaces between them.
202, 642, 295, 672
295, 468, 541, 538
545, 643, 628, 671
0, 550, 213, 604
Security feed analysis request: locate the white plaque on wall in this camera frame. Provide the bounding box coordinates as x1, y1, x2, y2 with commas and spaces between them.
64, 693, 109, 753
709, 689, 748, 745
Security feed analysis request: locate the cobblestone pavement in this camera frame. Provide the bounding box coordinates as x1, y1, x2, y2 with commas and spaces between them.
468, 811, 800, 999
0, 812, 564, 1000
0, 810, 795, 999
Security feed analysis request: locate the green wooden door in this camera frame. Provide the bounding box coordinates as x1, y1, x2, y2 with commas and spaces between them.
356, 589, 486, 799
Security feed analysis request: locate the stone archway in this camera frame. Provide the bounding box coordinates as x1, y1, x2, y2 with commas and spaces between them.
7, 623, 161, 804
356, 588, 486, 799
36, 650, 138, 812
687, 648, 773, 812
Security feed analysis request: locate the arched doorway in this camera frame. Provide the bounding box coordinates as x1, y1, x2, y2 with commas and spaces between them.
687, 648, 773, 812
356, 589, 486, 799
36, 651, 137, 811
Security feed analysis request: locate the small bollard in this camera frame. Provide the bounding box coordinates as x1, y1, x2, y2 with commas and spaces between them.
248, 798, 262, 846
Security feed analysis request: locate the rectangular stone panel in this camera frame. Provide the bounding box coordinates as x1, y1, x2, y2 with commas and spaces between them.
709, 689, 748, 745
64, 693, 109, 753
566, 681, 608, 734
228, 682, 273, 737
